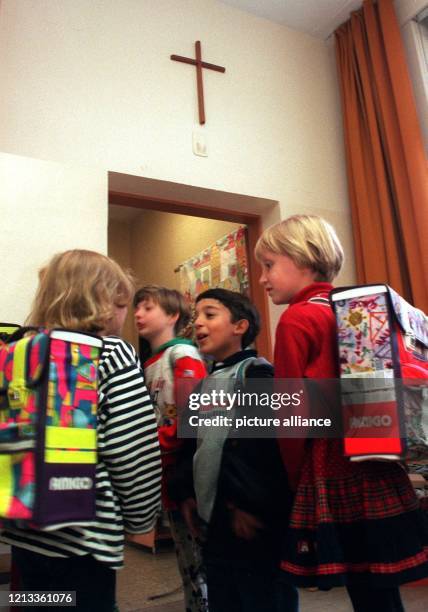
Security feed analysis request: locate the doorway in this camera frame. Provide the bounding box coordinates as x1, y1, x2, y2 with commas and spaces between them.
108, 173, 281, 361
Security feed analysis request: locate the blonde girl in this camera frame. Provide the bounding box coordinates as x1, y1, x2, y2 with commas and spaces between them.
1, 249, 161, 612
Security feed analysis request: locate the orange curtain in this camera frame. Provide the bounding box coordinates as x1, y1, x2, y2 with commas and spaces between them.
335, 0, 428, 312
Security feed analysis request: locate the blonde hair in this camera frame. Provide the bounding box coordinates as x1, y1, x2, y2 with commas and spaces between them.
255, 214, 344, 282
27, 250, 134, 333
133, 285, 191, 336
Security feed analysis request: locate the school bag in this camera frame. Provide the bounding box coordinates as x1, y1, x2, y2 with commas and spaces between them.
329, 284, 428, 463
193, 354, 272, 523
0, 328, 103, 529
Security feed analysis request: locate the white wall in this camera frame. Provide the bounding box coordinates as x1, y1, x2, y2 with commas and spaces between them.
0, 1, 350, 213
0, 0, 356, 326
0, 152, 107, 323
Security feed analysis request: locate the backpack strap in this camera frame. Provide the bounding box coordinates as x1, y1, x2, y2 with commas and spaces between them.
308, 296, 330, 306
234, 356, 272, 389
8, 336, 32, 409
168, 341, 197, 371
0, 323, 21, 343
6, 326, 40, 344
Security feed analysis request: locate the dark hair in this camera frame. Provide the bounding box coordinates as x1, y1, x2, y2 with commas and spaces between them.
133, 285, 191, 336
196, 288, 260, 349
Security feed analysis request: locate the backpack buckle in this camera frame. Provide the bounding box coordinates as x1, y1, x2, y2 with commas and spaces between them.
7, 383, 29, 408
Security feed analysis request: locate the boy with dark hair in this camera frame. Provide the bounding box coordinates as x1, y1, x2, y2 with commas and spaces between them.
134, 285, 208, 612
170, 288, 297, 612
194, 287, 260, 354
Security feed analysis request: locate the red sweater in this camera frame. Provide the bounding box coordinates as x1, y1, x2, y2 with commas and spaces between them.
274, 282, 337, 490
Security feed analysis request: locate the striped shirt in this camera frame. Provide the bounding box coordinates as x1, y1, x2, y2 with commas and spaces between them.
1, 336, 162, 570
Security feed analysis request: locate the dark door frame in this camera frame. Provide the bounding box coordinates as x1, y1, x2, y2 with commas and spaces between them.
109, 190, 272, 360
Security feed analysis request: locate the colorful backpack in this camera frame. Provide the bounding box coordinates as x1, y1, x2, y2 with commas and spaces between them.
0, 328, 103, 529
329, 285, 428, 463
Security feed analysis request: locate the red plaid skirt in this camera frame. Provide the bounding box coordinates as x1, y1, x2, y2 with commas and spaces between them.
280, 439, 428, 588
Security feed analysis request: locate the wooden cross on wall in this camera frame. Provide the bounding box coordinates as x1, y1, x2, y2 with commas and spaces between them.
171, 41, 225, 125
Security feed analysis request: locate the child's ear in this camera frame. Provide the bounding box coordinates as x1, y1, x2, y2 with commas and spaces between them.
234, 319, 249, 338
170, 312, 180, 328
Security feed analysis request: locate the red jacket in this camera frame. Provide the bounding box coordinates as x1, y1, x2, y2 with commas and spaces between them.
274, 282, 337, 490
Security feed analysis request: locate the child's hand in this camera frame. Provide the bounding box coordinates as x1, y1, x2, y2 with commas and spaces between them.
228, 505, 265, 540
180, 497, 201, 540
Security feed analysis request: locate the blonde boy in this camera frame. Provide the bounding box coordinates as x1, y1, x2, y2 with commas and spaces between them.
255, 215, 428, 610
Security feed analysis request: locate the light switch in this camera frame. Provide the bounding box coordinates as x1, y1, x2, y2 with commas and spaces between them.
193, 131, 208, 157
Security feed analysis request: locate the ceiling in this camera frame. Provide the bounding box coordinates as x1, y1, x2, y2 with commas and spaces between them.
218, 0, 362, 39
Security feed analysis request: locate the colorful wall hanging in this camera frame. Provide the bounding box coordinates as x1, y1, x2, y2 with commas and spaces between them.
177, 226, 249, 304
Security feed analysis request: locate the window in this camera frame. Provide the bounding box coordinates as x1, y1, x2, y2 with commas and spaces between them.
401, 6, 428, 152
